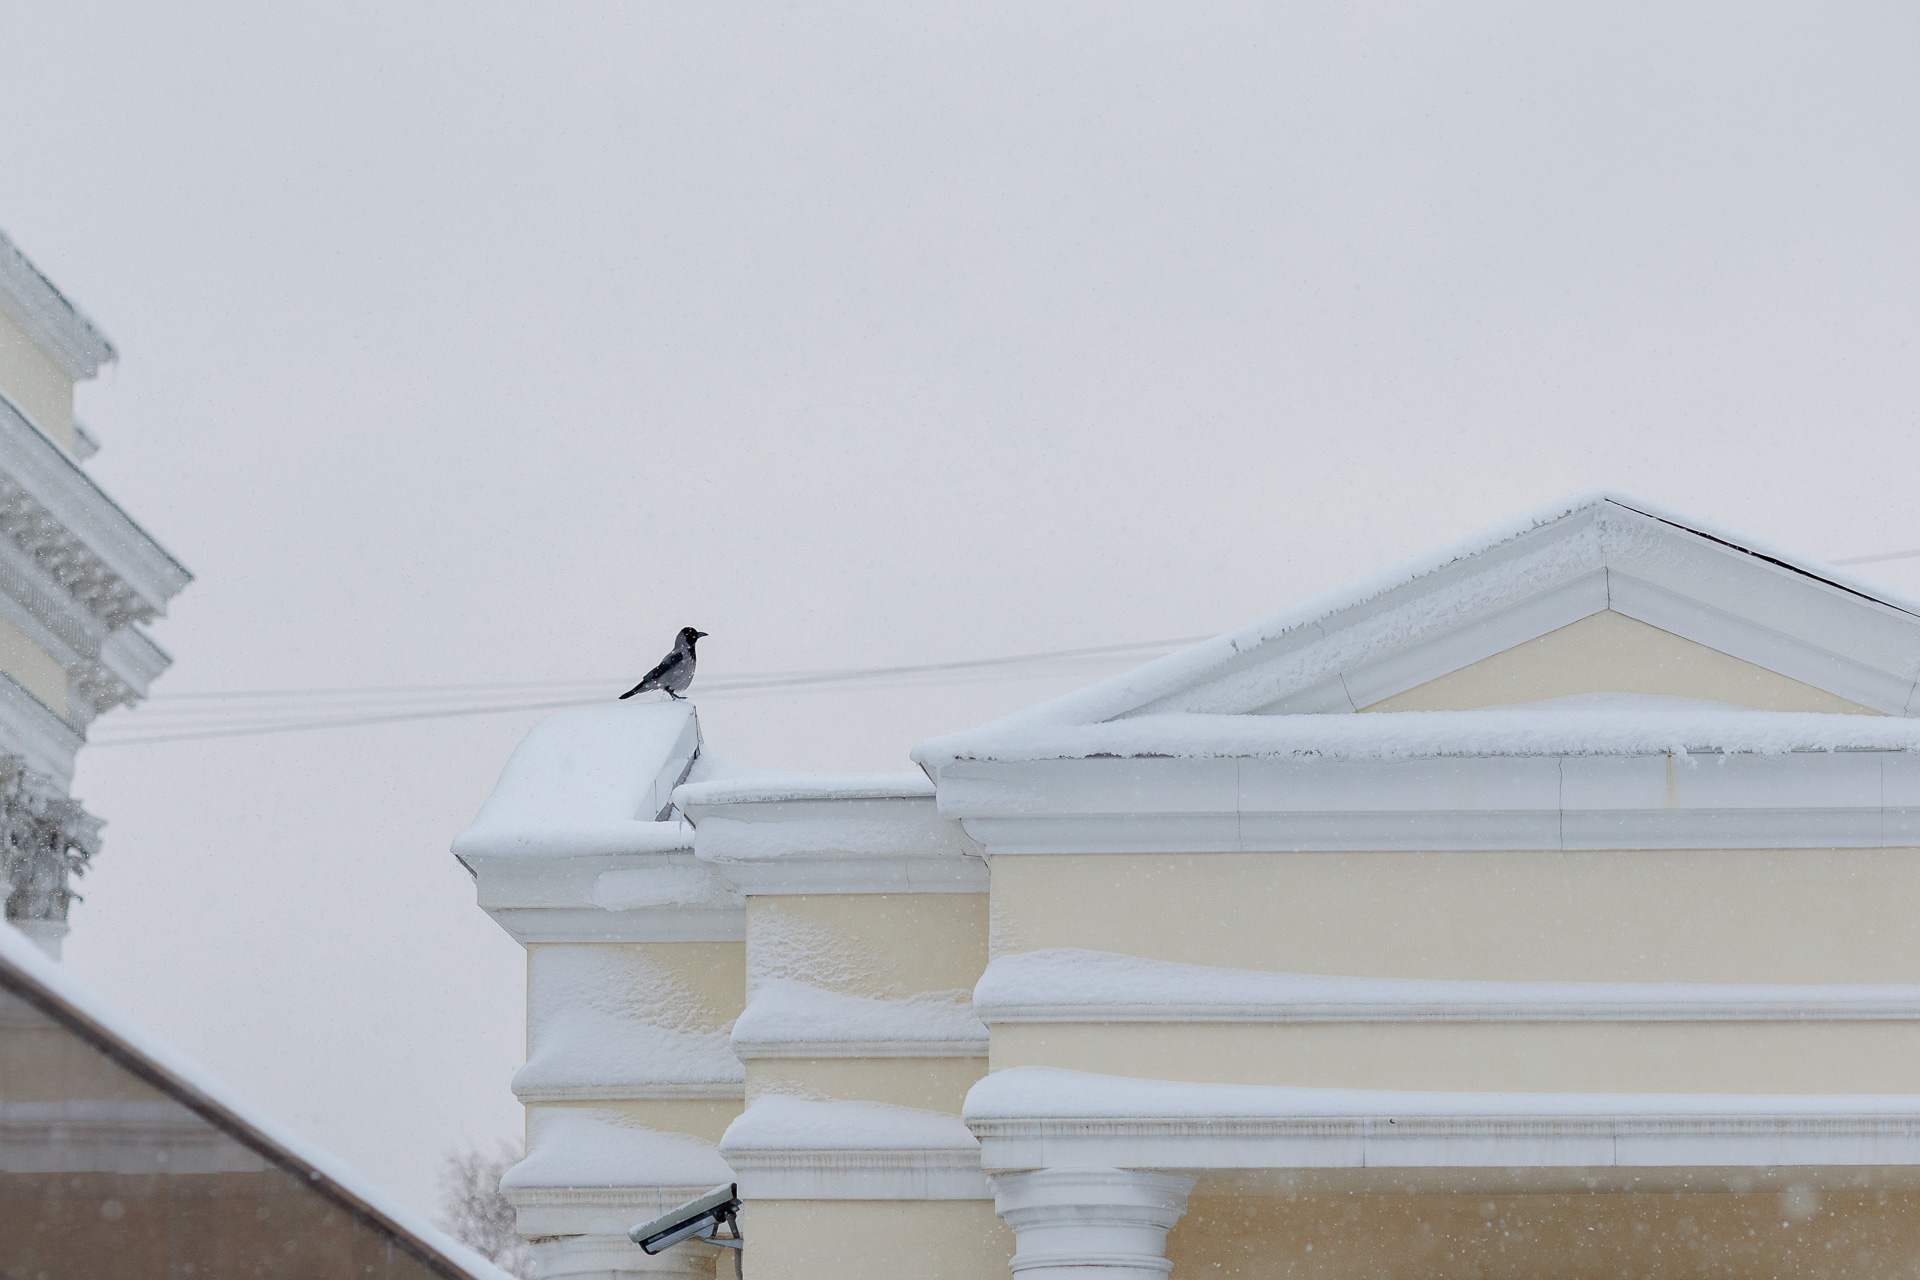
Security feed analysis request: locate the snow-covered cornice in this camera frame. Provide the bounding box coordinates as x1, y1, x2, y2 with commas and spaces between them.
0, 392, 190, 630
0, 231, 115, 381
937, 745, 1920, 854
678, 772, 984, 895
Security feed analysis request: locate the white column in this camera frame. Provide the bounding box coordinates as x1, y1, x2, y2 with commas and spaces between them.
991, 1167, 1196, 1279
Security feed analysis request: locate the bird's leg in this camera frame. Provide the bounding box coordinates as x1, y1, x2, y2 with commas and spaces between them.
668, 691, 684, 700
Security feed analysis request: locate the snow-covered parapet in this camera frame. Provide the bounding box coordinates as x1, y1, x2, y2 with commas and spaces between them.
454, 702, 742, 943
675, 769, 982, 894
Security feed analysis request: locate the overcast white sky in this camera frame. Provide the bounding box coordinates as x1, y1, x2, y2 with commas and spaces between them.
4, 1, 1919, 1216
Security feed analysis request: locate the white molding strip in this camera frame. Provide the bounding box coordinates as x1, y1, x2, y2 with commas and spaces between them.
964, 1068, 1920, 1177
975, 950, 1920, 1025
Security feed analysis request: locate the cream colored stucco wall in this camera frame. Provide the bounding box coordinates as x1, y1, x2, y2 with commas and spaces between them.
0, 613, 67, 718
989, 848, 1920, 983
1364, 609, 1876, 713
1170, 1189, 1920, 1278
528, 1097, 742, 1145
0, 307, 75, 449
990, 1020, 1920, 1094
745, 1056, 986, 1112
746, 894, 987, 997
742, 1200, 1010, 1280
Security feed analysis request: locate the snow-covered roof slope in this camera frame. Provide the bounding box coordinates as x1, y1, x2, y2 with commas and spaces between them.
454, 701, 700, 859
0, 924, 516, 1280
915, 494, 1920, 766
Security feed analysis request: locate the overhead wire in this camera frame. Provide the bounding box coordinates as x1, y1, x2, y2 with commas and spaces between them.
88, 636, 1212, 747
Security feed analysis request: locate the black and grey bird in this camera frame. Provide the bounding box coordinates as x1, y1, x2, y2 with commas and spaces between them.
620, 627, 708, 700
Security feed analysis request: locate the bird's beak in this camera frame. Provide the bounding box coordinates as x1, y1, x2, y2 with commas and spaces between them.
694, 631, 709, 639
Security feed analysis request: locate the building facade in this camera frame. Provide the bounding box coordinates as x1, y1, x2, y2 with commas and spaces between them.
459, 494, 1920, 1278
0, 230, 190, 955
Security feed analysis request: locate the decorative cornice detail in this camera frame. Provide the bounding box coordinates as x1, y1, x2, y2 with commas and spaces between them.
0, 395, 190, 630
0, 231, 115, 381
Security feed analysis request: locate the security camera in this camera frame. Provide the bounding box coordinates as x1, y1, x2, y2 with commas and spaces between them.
629, 1183, 743, 1255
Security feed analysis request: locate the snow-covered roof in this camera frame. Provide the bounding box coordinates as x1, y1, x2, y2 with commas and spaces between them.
0, 923, 516, 1280
453, 701, 700, 860
915, 494, 1920, 768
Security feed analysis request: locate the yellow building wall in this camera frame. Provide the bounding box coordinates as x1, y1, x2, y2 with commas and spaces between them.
0, 612, 68, 719
989, 848, 1920, 984
520, 940, 745, 1163
0, 306, 75, 450
741, 1200, 1011, 1280
746, 894, 988, 998
1170, 1189, 1920, 1279
1363, 610, 1875, 714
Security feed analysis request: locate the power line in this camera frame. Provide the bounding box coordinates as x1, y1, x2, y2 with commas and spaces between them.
89, 635, 1210, 748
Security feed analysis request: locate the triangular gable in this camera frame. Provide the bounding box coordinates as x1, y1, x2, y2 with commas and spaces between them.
926, 495, 1920, 756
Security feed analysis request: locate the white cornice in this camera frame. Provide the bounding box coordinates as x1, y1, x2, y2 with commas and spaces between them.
721, 1148, 990, 1200
0, 393, 190, 628
942, 750, 1920, 854
465, 850, 744, 945
0, 231, 115, 381
684, 792, 985, 895
964, 1069, 1920, 1179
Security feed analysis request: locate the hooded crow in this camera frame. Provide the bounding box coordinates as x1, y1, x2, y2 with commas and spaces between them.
620, 627, 708, 700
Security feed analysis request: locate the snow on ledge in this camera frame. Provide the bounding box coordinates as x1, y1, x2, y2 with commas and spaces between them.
916, 706, 1920, 767
675, 769, 934, 808
454, 702, 697, 859
502, 1106, 732, 1191
721, 1095, 979, 1153
731, 979, 987, 1053
962, 1066, 1920, 1124
974, 949, 1920, 1022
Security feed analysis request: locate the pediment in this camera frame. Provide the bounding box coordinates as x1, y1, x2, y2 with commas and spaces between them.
958, 495, 1920, 743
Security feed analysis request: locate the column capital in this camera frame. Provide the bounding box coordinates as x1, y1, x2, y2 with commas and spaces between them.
991, 1167, 1196, 1279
